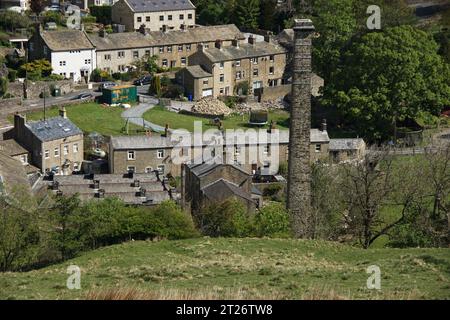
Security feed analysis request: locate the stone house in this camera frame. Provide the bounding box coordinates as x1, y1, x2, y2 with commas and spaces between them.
0, 139, 39, 175
182, 162, 256, 214
111, 0, 196, 32
0, 150, 31, 196
329, 138, 366, 163
7, 110, 84, 175
28, 27, 96, 83
183, 35, 287, 100
108, 127, 331, 177
88, 24, 244, 74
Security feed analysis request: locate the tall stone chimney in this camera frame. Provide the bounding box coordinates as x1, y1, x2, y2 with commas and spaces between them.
59, 107, 67, 119
287, 19, 315, 238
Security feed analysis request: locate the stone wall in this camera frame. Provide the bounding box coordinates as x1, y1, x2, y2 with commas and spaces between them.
256, 84, 291, 102
25, 79, 74, 99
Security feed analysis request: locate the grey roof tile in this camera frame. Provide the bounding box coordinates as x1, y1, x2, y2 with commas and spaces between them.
123, 0, 195, 12
27, 117, 83, 142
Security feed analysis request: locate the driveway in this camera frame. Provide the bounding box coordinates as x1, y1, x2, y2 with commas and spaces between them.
121, 98, 169, 133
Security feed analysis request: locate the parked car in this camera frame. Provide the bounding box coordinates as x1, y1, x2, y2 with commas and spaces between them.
72, 93, 94, 101
133, 75, 152, 86
98, 82, 117, 91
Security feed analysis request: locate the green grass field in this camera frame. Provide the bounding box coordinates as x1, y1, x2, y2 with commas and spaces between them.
143, 106, 290, 132
1, 238, 449, 300
10, 103, 142, 136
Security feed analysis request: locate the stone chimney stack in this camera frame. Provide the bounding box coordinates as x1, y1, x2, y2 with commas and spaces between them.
164, 123, 169, 137
215, 39, 223, 50
248, 35, 255, 45
287, 19, 315, 238
138, 24, 147, 35
59, 106, 67, 119
198, 43, 204, 52
232, 37, 240, 48
321, 119, 327, 132
99, 28, 107, 38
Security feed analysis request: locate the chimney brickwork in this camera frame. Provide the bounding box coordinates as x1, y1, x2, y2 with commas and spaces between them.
287, 19, 315, 238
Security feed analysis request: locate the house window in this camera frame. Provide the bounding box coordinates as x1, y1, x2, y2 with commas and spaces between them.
234, 145, 241, 155
253, 69, 259, 76
181, 57, 186, 65
252, 57, 258, 64
54, 147, 59, 157
20, 154, 28, 164
145, 50, 150, 56
270, 55, 275, 62
179, 14, 184, 20
159, 15, 164, 21
157, 149, 164, 159
219, 88, 224, 95
44, 150, 49, 159
235, 60, 241, 67
118, 51, 125, 58
73, 162, 80, 171
263, 145, 270, 155
59, 61, 66, 66
73, 143, 79, 153
85, 59, 91, 65
315, 144, 322, 152
145, 167, 153, 173
269, 66, 274, 75
127, 166, 135, 173
236, 71, 242, 80
219, 62, 224, 69
159, 46, 164, 53
263, 161, 271, 168
146, 16, 150, 22
137, 17, 142, 23
157, 165, 165, 175
219, 74, 224, 82
186, 44, 191, 51
203, 79, 209, 85
204, 44, 209, 49
168, 15, 172, 21
162, 59, 168, 67
127, 150, 135, 160
63, 145, 69, 156
188, 13, 192, 19
118, 65, 126, 72
104, 54, 111, 60
133, 51, 139, 58
167, 46, 173, 53
178, 45, 183, 52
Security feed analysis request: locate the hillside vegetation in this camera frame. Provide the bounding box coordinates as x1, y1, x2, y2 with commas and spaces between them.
0, 238, 449, 300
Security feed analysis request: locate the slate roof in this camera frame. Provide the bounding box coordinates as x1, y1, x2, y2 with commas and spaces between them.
329, 138, 365, 151
188, 162, 250, 177
26, 117, 83, 142
110, 129, 330, 150
88, 24, 244, 51
184, 65, 212, 78
0, 139, 28, 156
39, 30, 95, 51
202, 42, 286, 63
0, 151, 31, 195
123, 0, 195, 12
201, 178, 254, 203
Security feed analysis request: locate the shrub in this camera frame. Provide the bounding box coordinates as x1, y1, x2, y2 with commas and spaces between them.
196, 199, 255, 237
255, 203, 291, 238
262, 183, 283, 201
7, 69, 17, 82
0, 77, 7, 96
278, 162, 288, 176
112, 72, 121, 80
120, 72, 131, 81
162, 83, 184, 99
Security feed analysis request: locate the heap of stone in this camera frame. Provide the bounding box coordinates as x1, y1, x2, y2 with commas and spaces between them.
234, 98, 287, 113
192, 97, 232, 116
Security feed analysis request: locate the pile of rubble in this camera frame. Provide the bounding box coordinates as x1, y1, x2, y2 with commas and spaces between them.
234, 98, 288, 113
191, 97, 232, 116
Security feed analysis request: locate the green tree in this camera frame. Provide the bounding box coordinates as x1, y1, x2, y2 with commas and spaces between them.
258, 0, 277, 31
20, 59, 53, 80
30, 0, 46, 15
0, 11, 32, 33
322, 26, 450, 141
0, 188, 39, 272
149, 75, 162, 97
234, 0, 260, 30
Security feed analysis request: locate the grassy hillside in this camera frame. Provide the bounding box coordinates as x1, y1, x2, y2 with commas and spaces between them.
0, 238, 449, 300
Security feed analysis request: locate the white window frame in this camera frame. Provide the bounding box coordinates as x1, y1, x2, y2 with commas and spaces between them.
73, 143, 79, 153
127, 150, 136, 160
157, 164, 165, 175
44, 150, 49, 159
54, 147, 59, 158
63, 145, 69, 156
157, 149, 164, 159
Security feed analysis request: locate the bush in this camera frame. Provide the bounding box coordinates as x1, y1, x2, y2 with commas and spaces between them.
120, 72, 131, 82
89, 5, 112, 25
7, 69, 17, 82
162, 83, 184, 99
278, 162, 288, 176
112, 72, 121, 80
255, 203, 291, 238
196, 199, 255, 237
82, 15, 97, 24
0, 77, 7, 96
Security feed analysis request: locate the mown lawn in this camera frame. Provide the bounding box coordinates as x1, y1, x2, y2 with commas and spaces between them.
10, 102, 142, 136
1, 238, 449, 300
143, 106, 290, 132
